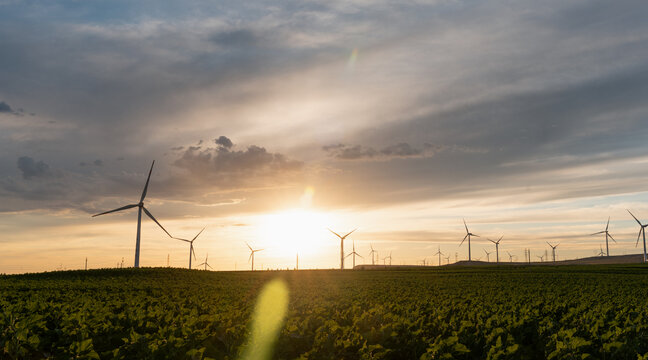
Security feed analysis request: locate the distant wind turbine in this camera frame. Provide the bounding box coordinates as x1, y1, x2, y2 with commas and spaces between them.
328, 228, 357, 270
173, 228, 205, 270
627, 210, 648, 263
488, 236, 503, 263
369, 244, 377, 265
196, 253, 213, 270
92, 161, 171, 268
546, 242, 559, 262
246, 243, 263, 271
385, 251, 392, 266
460, 219, 479, 261
507, 251, 515, 262
445, 256, 450, 265
434, 246, 444, 266
589, 217, 616, 257
597, 245, 606, 257
536, 255, 544, 262
484, 249, 492, 262
345, 238, 363, 269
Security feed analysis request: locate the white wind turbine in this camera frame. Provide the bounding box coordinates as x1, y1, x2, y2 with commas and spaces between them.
196, 253, 213, 270
92, 161, 171, 268
460, 219, 479, 261
369, 244, 377, 265
488, 236, 503, 263
434, 246, 444, 266
246, 243, 263, 271
484, 249, 492, 262
546, 242, 559, 262
589, 217, 616, 257
328, 228, 357, 270
173, 228, 205, 270
345, 238, 363, 269
597, 245, 606, 257
627, 210, 648, 263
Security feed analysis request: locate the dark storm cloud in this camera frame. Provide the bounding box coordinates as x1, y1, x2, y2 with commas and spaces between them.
0, 101, 25, 116
17, 157, 51, 179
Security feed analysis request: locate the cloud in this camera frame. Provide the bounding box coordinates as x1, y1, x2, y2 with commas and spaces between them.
17, 157, 51, 179
215, 136, 233, 149
0, 101, 26, 116
323, 142, 444, 161
210, 29, 261, 48
173, 137, 303, 189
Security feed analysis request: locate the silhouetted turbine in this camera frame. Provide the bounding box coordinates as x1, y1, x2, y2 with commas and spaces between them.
546, 242, 559, 262
173, 228, 205, 270
460, 219, 479, 261
488, 236, 503, 264
590, 217, 616, 257
328, 228, 357, 270
246, 243, 263, 271
92, 161, 171, 268
627, 210, 648, 263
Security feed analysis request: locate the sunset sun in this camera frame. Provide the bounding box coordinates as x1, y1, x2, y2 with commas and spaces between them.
257, 209, 333, 256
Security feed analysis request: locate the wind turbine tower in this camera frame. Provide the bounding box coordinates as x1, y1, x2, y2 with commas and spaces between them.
85, 257, 87, 271
488, 236, 503, 263
197, 253, 213, 270
173, 228, 205, 270
546, 242, 559, 262
434, 246, 443, 266
92, 161, 172, 268
345, 238, 363, 268
590, 217, 616, 257
460, 219, 479, 261
246, 243, 263, 271
369, 244, 377, 265
328, 228, 357, 270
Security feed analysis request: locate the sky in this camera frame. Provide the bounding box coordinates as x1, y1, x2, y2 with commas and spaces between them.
2, 0, 648, 273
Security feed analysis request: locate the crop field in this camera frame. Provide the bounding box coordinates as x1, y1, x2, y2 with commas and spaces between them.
2, 266, 648, 359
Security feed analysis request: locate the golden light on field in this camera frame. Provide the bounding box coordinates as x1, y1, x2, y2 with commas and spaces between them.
256, 209, 333, 257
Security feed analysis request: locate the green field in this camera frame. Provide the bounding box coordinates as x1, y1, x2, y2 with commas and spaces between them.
2, 266, 648, 359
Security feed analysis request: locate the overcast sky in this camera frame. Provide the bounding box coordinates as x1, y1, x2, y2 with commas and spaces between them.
2, 0, 648, 273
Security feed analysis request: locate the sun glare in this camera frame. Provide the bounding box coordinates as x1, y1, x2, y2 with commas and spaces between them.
257, 209, 332, 256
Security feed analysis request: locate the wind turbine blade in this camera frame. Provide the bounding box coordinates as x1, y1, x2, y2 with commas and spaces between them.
546, 241, 551, 247
498, 236, 503, 242
357, 253, 364, 258
345, 253, 352, 259
589, 231, 605, 236
472, 234, 480, 237
246, 242, 253, 251
192, 228, 205, 241
463, 219, 470, 234
328, 228, 342, 239
488, 238, 496, 244
257, 249, 264, 252
191, 245, 196, 260
140, 160, 155, 202
142, 207, 172, 237
628, 209, 642, 226
606, 217, 610, 231
608, 233, 617, 243
207, 264, 213, 269
370, 244, 375, 251
636, 230, 642, 247
248, 252, 253, 262
460, 234, 468, 246
92, 204, 138, 217
172, 237, 191, 243
342, 228, 357, 239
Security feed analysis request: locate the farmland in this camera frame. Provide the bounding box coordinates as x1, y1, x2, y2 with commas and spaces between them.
2, 266, 648, 359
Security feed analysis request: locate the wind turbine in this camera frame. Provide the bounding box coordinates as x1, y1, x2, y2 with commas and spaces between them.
460, 219, 479, 261
345, 238, 363, 269
296, 252, 299, 270
434, 246, 444, 266
546, 242, 559, 262
246, 243, 263, 271
589, 217, 616, 256
627, 210, 648, 263
92, 161, 171, 268
507, 251, 515, 262
445, 256, 450, 265
597, 245, 606, 257
172, 228, 205, 270
369, 244, 377, 265
484, 249, 492, 262
385, 251, 392, 266
196, 253, 213, 270
536, 255, 544, 262
328, 228, 357, 270
488, 236, 502, 263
